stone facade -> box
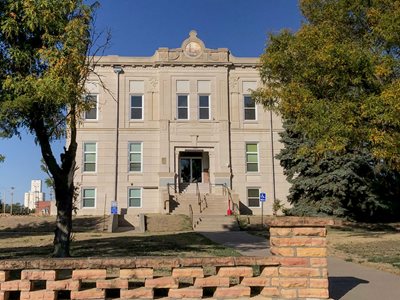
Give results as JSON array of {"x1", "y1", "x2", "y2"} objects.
[{"x1": 74, "y1": 31, "x2": 290, "y2": 216}]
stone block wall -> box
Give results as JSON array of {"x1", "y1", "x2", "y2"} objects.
[
  {"x1": 268, "y1": 217, "x2": 333, "y2": 299},
  {"x1": 0, "y1": 217, "x2": 332, "y2": 299}
]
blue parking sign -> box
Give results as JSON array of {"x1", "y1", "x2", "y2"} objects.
[
  {"x1": 111, "y1": 201, "x2": 118, "y2": 215},
  {"x1": 260, "y1": 192, "x2": 266, "y2": 202}
]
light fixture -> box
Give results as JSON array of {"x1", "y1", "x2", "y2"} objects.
[{"x1": 113, "y1": 65, "x2": 123, "y2": 74}]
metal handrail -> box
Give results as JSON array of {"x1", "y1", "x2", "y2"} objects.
[
  {"x1": 188, "y1": 204, "x2": 194, "y2": 229},
  {"x1": 195, "y1": 182, "x2": 203, "y2": 213},
  {"x1": 222, "y1": 184, "x2": 238, "y2": 216},
  {"x1": 203, "y1": 183, "x2": 238, "y2": 216},
  {"x1": 164, "y1": 183, "x2": 179, "y2": 211}
]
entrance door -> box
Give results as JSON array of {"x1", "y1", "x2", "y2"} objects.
[{"x1": 180, "y1": 158, "x2": 202, "y2": 183}]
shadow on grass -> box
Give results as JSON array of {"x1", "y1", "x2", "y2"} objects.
[
  {"x1": 0, "y1": 216, "x2": 108, "y2": 238},
  {"x1": 0, "y1": 232, "x2": 240, "y2": 259}
]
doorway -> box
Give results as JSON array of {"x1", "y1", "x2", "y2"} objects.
[{"x1": 180, "y1": 157, "x2": 202, "y2": 183}]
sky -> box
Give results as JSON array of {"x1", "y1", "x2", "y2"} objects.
[{"x1": 0, "y1": 0, "x2": 302, "y2": 204}]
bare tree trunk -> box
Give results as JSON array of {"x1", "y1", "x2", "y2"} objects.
[
  {"x1": 33, "y1": 107, "x2": 77, "y2": 258},
  {"x1": 53, "y1": 179, "x2": 74, "y2": 257}
]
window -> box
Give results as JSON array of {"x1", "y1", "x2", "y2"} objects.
[
  {"x1": 130, "y1": 95, "x2": 143, "y2": 120},
  {"x1": 128, "y1": 188, "x2": 142, "y2": 207},
  {"x1": 129, "y1": 142, "x2": 142, "y2": 172},
  {"x1": 83, "y1": 142, "x2": 96, "y2": 172},
  {"x1": 246, "y1": 143, "x2": 259, "y2": 172},
  {"x1": 199, "y1": 95, "x2": 210, "y2": 120},
  {"x1": 177, "y1": 95, "x2": 189, "y2": 119},
  {"x1": 82, "y1": 188, "x2": 96, "y2": 208},
  {"x1": 244, "y1": 95, "x2": 256, "y2": 120},
  {"x1": 84, "y1": 94, "x2": 98, "y2": 120},
  {"x1": 247, "y1": 188, "x2": 260, "y2": 207}
]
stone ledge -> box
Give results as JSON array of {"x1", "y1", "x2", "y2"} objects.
[
  {"x1": 0, "y1": 256, "x2": 279, "y2": 270},
  {"x1": 268, "y1": 217, "x2": 334, "y2": 227}
]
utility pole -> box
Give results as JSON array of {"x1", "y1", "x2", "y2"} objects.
[
  {"x1": 10, "y1": 187, "x2": 14, "y2": 216},
  {"x1": 3, "y1": 192, "x2": 6, "y2": 216}
]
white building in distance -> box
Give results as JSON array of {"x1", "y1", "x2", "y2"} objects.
[
  {"x1": 24, "y1": 180, "x2": 45, "y2": 210},
  {"x1": 74, "y1": 31, "x2": 290, "y2": 217}
]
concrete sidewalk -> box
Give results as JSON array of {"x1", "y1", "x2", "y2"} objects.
[{"x1": 199, "y1": 231, "x2": 400, "y2": 300}]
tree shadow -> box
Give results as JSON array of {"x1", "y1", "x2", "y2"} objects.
[
  {"x1": 0, "y1": 232, "x2": 238, "y2": 259},
  {"x1": 329, "y1": 276, "x2": 369, "y2": 300},
  {"x1": 0, "y1": 216, "x2": 108, "y2": 239}
]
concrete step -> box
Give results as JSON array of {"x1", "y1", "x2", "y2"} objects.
[
  {"x1": 193, "y1": 215, "x2": 239, "y2": 232},
  {"x1": 180, "y1": 183, "x2": 210, "y2": 194}
]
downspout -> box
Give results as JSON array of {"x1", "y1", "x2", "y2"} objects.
[
  {"x1": 113, "y1": 66, "x2": 123, "y2": 205},
  {"x1": 227, "y1": 65, "x2": 233, "y2": 190},
  {"x1": 270, "y1": 109, "x2": 277, "y2": 205}
]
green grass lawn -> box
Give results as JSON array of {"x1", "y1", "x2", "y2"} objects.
[{"x1": 0, "y1": 231, "x2": 240, "y2": 259}]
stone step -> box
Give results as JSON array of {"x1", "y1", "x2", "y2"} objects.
[{"x1": 193, "y1": 215, "x2": 239, "y2": 232}]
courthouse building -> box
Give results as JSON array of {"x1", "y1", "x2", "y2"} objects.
[{"x1": 75, "y1": 31, "x2": 290, "y2": 216}]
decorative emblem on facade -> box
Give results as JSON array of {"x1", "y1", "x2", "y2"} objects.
[
  {"x1": 229, "y1": 76, "x2": 239, "y2": 93},
  {"x1": 185, "y1": 41, "x2": 202, "y2": 58},
  {"x1": 182, "y1": 30, "x2": 205, "y2": 59},
  {"x1": 149, "y1": 78, "x2": 159, "y2": 92}
]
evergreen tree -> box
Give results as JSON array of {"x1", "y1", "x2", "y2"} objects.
[{"x1": 278, "y1": 120, "x2": 400, "y2": 221}]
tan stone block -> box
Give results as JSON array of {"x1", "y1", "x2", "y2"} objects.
[
  {"x1": 277, "y1": 257, "x2": 309, "y2": 267},
  {"x1": 310, "y1": 237, "x2": 327, "y2": 246},
  {"x1": 21, "y1": 270, "x2": 56, "y2": 281},
  {"x1": 292, "y1": 227, "x2": 327, "y2": 237},
  {"x1": 261, "y1": 287, "x2": 280, "y2": 297},
  {"x1": 120, "y1": 287, "x2": 153, "y2": 299},
  {"x1": 194, "y1": 276, "x2": 229, "y2": 287},
  {"x1": 1, "y1": 280, "x2": 31, "y2": 291},
  {"x1": 72, "y1": 269, "x2": 106, "y2": 280},
  {"x1": 0, "y1": 290, "x2": 7, "y2": 300},
  {"x1": 217, "y1": 266, "x2": 253, "y2": 277},
  {"x1": 322, "y1": 267, "x2": 328, "y2": 278},
  {"x1": 96, "y1": 278, "x2": 128, "y2": 289},
  {"x1": 260, "y1": 266, "x2": 279, "y2": 277},
  {"x1": 145, "y1": 277, "x2": 178, "y2": 288},
  {"x1": 269, "y1": 227, "x2": 292, "y2": 237},
  {"x1": 168, "y1": 287, "x2": 203, "y2": 298},
  {"x1": 240, "y1": 276, "x2": 270, "y2": 286},
  {"x1": 270, "y1": 247, "x2": 295, "y2": 257},
  {"x1": 214, "y1": 286, "x2": 251, "y2": 298},
  {"x1": 271, "y1": 237, "x2": 312, "y2": 247},
  {"x1": 46, "y1": 279, "x2": 80, "y2": 291},
  {"x1": 277, "y1": 277, "x2": 308, "y2": 288},
  {"x1": 271, "y1": 277, "x2": 279, "y2": 286},
  {"x1": 298, "y1": 288, "x2": 329, "y2": 299},
  {"x1": 0, "y1": 272, "x2": 9, "y2": 282},
  {"x1": 296, "y1": 247, "x2": 327, "y2": 257},
  {"x1": 172, "y1": 267, "x2": 204, "y2": 278},
  {"x1": 310, "y1": 258, "x2": 328, "y2": 267},
  {"x1": 279, "y1": 267, "x2": 320, "y2": 277},
  {"x1": 20, "y1": 290, "x2": 56, "y2": 300},
  {"x1": 120, "y1": 268, "x2": 153, "y2": 279},
  {"x1": 71, "y1": 288, "x2": 106, "y2": 299},
  {"x1": 280, "y1": 288, "x2": 297, "y2": 299},
  {"x1": 310, "y1": 278, "x2": 329, "y2": 288}
]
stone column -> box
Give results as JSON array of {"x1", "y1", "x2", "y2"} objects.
[{"x1": 268, "y1": 217, "x2": 334, "y2": 299}]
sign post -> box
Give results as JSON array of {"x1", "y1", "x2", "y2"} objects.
[
  {"x1": 111, "y1": 201, "x2": 118, "y2": 215},
  {"x1": 260, "y1": 192, "x2": 266, "y2": 227}
]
